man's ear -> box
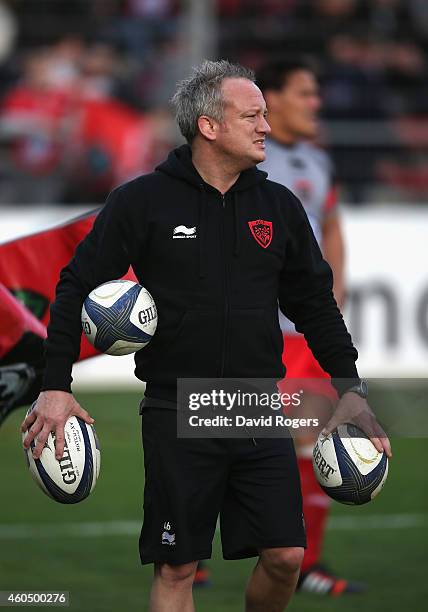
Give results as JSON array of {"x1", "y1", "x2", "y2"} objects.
[{"x1": 197, "y1": 115, "x2": 217, "y2": 141}]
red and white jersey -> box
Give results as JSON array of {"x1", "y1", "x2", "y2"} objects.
[{"x1": 259, "y1": 138, "x2": 338, "y2": 334}]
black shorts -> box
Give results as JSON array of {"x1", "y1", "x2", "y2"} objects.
[{"x1": 139, "y1": 407, "x2": 306, "y2": 566}]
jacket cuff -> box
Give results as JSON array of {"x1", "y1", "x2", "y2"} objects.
[
  {"x1": 331, "y1": 376, "x2": 361, "y2": 397},
  {"x1": 328, "y1": 359, "x2": 360, "y2": 397},
  {"x1": 41, "y1": 356, "x2": 73, "y2": 393}
]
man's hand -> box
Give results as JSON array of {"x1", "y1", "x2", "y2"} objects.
[
  {"x1": 21, "y1": 390, "x2": 94, "y2": 461},
  {"x1": 322, "y1": 392, "x2": 392, "y2": 458}
]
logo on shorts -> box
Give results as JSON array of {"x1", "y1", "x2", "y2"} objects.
[
  {"x1": 248, "y1": 220, "x2": 273, "y2": 248},
  {"x1": 173, "y1": 225, "x2": 197, "y2": 239},
  {"x1": 162, "y1": 521, "x2": 176, "y2": 546}
]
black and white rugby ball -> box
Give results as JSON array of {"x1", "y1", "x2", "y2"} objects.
[
  {"x1": 23, "y1": 405, "x2": 100, "y2": 504},
  {"x1": 82, "y1": 279, "x2": 157, "y2": 356},
  {"x1": 313, "y1": 424, "x2": 388, "y2": 505}
]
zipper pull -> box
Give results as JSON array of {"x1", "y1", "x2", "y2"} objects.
[{"x1": 221, "y1": 194, "x2": 226, "y2": 208}]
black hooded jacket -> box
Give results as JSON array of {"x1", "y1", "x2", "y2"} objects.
[{"x1": 42, "y1": 145, "x2": 358, "y2": 400}]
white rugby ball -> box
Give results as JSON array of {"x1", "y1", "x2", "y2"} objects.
[
  {"x1": 23, "y1": 405, "x2": 100, "y2": 504},
  {"x1": 312, "y1": 423, "x2": 388, "y2": 505},
  {"x1": 82, "y1": 279, "x2": 157, "y2": 355}
]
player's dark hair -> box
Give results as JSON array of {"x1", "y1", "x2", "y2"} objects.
[{"x1": 256, "y1": 57, "x2": 316, "y2": 94}]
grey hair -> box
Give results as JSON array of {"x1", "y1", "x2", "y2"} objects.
[{"x1": 171, "y1": 59, "x2": 255, "y2": 143}]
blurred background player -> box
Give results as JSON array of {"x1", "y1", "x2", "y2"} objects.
[{"x1": 257, "y1": 57, "x2": 365, "y2": 596}]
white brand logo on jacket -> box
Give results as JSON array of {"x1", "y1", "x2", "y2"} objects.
[{"x1": 172, "y1": 225, "x2": 197, "y2": 239}]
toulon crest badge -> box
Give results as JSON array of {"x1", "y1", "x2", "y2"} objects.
[{"x1": 248, "y1": 220, "x2": 273, "y2": 248}]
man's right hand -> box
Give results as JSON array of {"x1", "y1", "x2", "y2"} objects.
[{"x1": 21, "y1": 390, "x2": 95, "y2": 461}]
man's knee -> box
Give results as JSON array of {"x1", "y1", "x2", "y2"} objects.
[
  {"x1": 154, "y1": 561, "x2": 198, "y2": 587},
  {"x1": 260, "y1": 547, "x2": 304, "y2": 581}
]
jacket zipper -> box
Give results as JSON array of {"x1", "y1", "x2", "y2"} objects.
[
  {"x1": 220, "y1": 193, "x2": 256, "y2": 447},
  {"x1": 219, "y1": 193, "x2": 229, "y2": 377}
]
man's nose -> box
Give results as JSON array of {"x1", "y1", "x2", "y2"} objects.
[
  {"x1": 312, "y1": 95, "x2": 322, "y2": 112},
  {"x1": 258, "y1": 116, "x2": 271, "y2": 134}
]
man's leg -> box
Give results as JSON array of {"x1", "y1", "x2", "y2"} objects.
[
  {"x1": 150, "y1": 561, "x2": 198, "y2": 612},
  {"x1": 245, "y1": 547, "x2": 304, "y2": 612},
  {"x1": 140, "y1": 408, "x2": 228, "y2": 609},
  {"x1": 221, "y1": 437, "x2": 305, "y2": 612}
]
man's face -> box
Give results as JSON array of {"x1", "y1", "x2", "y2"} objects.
[
  {"x1": 268, "y1": 70, "x2": 321, "y2": 141},
  {"x1": 214, "y1": 78, "x2": 271, "y2": 168}
]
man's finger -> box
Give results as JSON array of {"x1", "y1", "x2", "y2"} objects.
[
  {"x1": 20, "y1": 410, "x2": 37, "y2": 433},
  {"x1": 54, "y1": 426, "x2": 66, "y2": 461},
  {"x1": 23, "y1": 419, "x2": 44, "y2": 449},
  {"x1": 20, "y1": 401, "x2": 38, "y2": 432},
  {"x1": 370, "y1": 420, "x2": 392, "y2": 458},
  {"x1": 75, "y1": 406, "x2": 95, "y2": 425},
  {"x1": 321, "y1": 417, "x2": 338, "y2": 437},
  {"x1": 368, "y1": 436, "x2": 384, "y2": 455},
  {"x1": 379, "y1": 435, "x2": 392, "y2": 458},
  {"x1": 32, "y1": 423, "x2": 52, "y2": 460},
  {"x1": 367, "y1": 420, "x2": 392, "y2": 458}
]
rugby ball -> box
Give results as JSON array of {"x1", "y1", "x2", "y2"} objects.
[
  {"x1": 23, "y1": 405, "x2": 100, "y2": 504},
  {"x1": 312, "y1": 424, "x2": 388, "y2": 505},
  {"x1": 81, "y1": 279, "x2": 157, "y2": 355}
]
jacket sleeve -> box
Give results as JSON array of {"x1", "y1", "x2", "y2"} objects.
[
  {"x1": 279, "y1": 193, "x2": 359, "y2": 393},
  {"x1": 42, "y1": 185, "x2": 142, "y2": 392}
]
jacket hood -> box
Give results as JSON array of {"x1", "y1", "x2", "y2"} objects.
[
  {"x1": 156, "y1": 144, "x2": 269, "y2": 280},
  {"x1": 156, "y1": 144, "x2": 268, "y2": 193}
]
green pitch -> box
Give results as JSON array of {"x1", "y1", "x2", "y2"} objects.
[{"x1": 1, "y1": 390, "x2": 427, "y2": 611}]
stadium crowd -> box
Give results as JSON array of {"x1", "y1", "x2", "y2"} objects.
[{"x1": 0, "y1": 0, "x2": 427, "y2": 204}]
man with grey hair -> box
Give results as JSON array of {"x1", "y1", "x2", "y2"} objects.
[{"x1": 23, "y1": 60, "x2": 390, "y2": 611}]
